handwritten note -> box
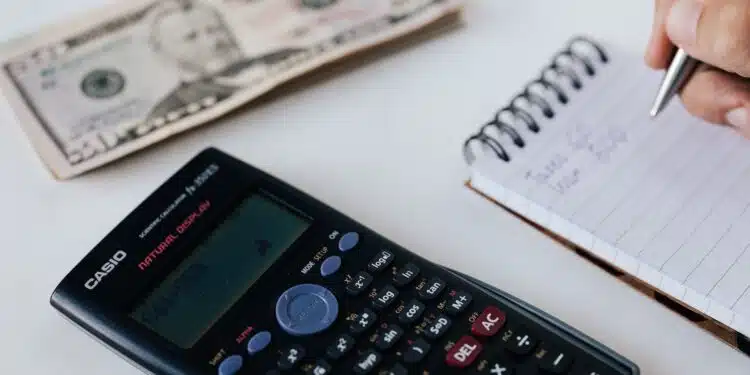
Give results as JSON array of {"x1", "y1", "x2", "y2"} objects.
[{"x1": 473, "y1": 52, "x2": 750, "y2": 336}]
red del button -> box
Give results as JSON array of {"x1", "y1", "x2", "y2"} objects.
[
  {"x1": 471, "y1": 306, "x2": 506, "y2": 337},
  {"x1": 446, "y1": 335, "x2": 482, "y2": 368}
]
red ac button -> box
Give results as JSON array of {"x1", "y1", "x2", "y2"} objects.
[{"x1": 471, "y1": 306, "x2": 506, "y2": 337}]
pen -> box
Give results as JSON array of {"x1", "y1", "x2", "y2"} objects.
[{"x1": 650, "y1": 48, "x2": 700, "y2": 117}]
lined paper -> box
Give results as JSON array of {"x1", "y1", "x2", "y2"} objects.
[{"x1": 470, "y1": 44, "x2": 750, "y2": 337}]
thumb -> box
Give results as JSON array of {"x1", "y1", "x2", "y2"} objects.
[{"x1": 666, "y1": 0, "x2": 750, "y2": 78}]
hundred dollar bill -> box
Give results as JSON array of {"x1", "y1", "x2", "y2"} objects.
[{"x1": 0, "y1": 0, "x2": 465, "y2": 179}]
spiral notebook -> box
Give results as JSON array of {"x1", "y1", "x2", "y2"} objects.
[{"x1": 463, "y1": 36, "x2": 750, "y2": 356}]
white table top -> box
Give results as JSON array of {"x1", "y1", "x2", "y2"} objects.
[{"x1": 1, "y1": 0, "x2": 749, "y2": 374}]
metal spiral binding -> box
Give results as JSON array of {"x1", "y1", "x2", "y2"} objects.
[{"x1": 463, "y1": 36, "x2": 609, "y2": 165}]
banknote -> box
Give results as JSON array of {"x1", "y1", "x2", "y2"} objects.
[{"x1": 0, "y1": 0, "x2": 465, "y2": 179}]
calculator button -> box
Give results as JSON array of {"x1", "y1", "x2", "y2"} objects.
[
  {"x1": 398, "y1": 299, "x2": 425, "y2": 325},
  {"x1": 403, "y1": 338, "x2": 431, "y2": 363},
  {"x1": 246, "y1": 331, "x2": 271, "y2": 354},
  {"x1": 368, "y1": 250, "x2": 394, "y2": 273},
  {"x1": 276, "y1": 284, "x2": 338, "y2": 336},
  {"x1": 471, "y1": 306, "x2": 506, "y2": 337},
  {"x1": 538, "y1": 349, "x2": 573, "y2": 374},
  {"x1": 570, "y1": 370, "x2": 610, "y2": 375},
  {"x1": 375, "y1": 324, "x2": 404, "y2": 350},
  {"x1": 320, "y1": 256, "x2": 341, "y2": 277},
  {"x1": 338, "y1": 232, "x2": 359, "y2": 252},
  {"x1": 347, "y1": 271, "x2": 373, "y2": 296},
  {"x1": 452, "y1": 336, "x2": 482, "y2": 368},
  {"x1": 353, "y1": 349, "x2": 382, "y2": 374},
  {"x1": 446, "y1": 335, "x2": 483, "y2": 368},
  {"x1": 424, "y1": 314, "x2": 452, "y2": 340},
  {"x1": 505, "y1": 328, "x2": 537, "y2": 356},
  {"x1": 373, "y1": 284, "x2": 399, "y2": 310},
  {"x1": 278, "y1": 345, "x2": 305, "y2": 370},
  {"x1": 217, "y1": 355, "x2": 242, "y2": 375},
  {"x1": 445, "y1": 290, "x2": 472, "y2": 315},
  {"x1": 476, "y1": 357, "x2": 515, "y2": 375},
  {"x1": 306, "y1": 360, "x2": 332, "y2": 375},
  {"x1": 350, "y1": 308, "x2": 378, "y2": 334},
  {"x1": 326, "y1": 334, "x2": 356, "y2": 359},
  {"x1": 393, "y1": 263, "x2": 420, "y2": 286},
  {"x1": 418, "y1": 277, "x2": 446, "y2": 300},
  {"x1": 385, "y1": 363, "x2": 408, "y2": 375}
]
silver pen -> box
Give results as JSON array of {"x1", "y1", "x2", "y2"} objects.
[{"x1": 650, "y1": 48, "x2": 700, "y2": 117}]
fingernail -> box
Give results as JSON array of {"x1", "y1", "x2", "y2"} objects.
[
  {"x1": 726, "y1": 108, "x2": 750, "y2": 130},
  {"x1": 667, "y1": 0, "x2": 704, "y2": 46}
]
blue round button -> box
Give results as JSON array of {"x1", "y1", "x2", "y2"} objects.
[
  {"x1": 320, "y1": 256, "x2": 342, "y2": 277},
  {"x1": 217, "y1": 355, "x2": 242, "y2": 375},
  {"x1": 276, "y1": 284, "x2": 338, "y2": 336},
  {"x1": 246, "y1": 331, "x2": 271, "y2": 355},
  {"x1": 338, "y1": 232, "x2": 359, "y2": 252}
]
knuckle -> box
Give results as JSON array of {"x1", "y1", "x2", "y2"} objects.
[
  {"x1": 678, "y1": 75, "x2": 724, "y2": 123},
  {"x1": 711, "y1": 6, "x2": 750, "y2": 72}
]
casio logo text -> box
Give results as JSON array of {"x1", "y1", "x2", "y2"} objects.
[{"x1": 85, "y1": 250, "x2": 127, "y2": 290}]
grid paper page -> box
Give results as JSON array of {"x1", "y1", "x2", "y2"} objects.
[{"x1": 470, "y1": 43, "x2": 750, "y2": 338}]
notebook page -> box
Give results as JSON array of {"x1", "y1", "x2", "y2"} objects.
[{"x1": 469, "y1": 45, "x2": 750, "y2": 337}]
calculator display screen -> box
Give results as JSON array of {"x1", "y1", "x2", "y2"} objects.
[{"x1": 130, "y1": 192, "x2": 311, "y2": 349}]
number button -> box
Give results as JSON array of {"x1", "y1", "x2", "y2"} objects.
[
  {"x1": 277, "y1": 345, "x2": 305, "y2": 370},
  {"x1": 306, "y1": 360, "x2": 331, "y2": 375},
  {"x1": 353, "y1": 349, "x2": 382, "y2": 374},
  {"x1": 398, "y1": 299, "x2": 425, "y2": 325},
  {"x1": 393, "y1": 263, "x2": 420, "y2": 287},
  {"x1": 372, "y1": 285, "x2": 399, "y2": 310},
  {"x1": 423, "y1": 314, "x2": 452, "y2": 340},
  {"x1": 326, "y1": 334, "x2": 355, "y2": 360},
  {"x1": 350, "y1": 308, "x2": 378, "y2": 334},
  {"x1": 346, "y1": 271, "x2": 373, "y2": 296},
  {"x1": 375, "y1": 324, "x2": 404, "y2": 350},
  {"x1": 367, "y1": 250, "x2": 394, "y2": 273},
  {"x1": 445, "y1": 290, "x2": 472, "y2": 315},
  {"x1": 445, "y1": 335, "x2": 482, "y2": 368},
  {"x1": 403, "y1": 338, "x2": 431, "y2": 363},
  {"x1": 418, "y1": 277, "x2": 446, "y2": 300}
]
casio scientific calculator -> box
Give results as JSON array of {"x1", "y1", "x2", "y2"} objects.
[{"x1": 50, "y1": 148, "x2": 640, "y2": 375}]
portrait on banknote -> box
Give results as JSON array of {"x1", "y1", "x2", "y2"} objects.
[
  {"x1": 0, "y1": 0, "x2": 463, "y2": 178},
  {"x1": 144, "y1": 0, "x2": 311, "y2": 124}
]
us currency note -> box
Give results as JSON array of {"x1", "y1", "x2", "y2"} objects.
[{"x1": 0, "y1": 0, "x2": 464, "y2": 179}]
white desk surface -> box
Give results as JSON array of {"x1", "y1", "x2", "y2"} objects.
[{"x1": 1, "y1": 0, "x2": 749, "y2": 374}]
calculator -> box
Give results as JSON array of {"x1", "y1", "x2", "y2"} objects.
[{"x1": 50, "y1": 147, "x2": 640, "y2": 375}]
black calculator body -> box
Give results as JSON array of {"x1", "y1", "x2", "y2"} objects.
[{"x1": 50, "y1": 148, "x2": 640, "y2": 375}]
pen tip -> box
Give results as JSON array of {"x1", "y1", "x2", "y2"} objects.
[{"x1": 650, "y1": 101, "x2": 663, "y2": 118}]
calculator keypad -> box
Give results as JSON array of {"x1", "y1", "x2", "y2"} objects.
[
  {"x1": 219, "y1": 230, "x2": 631, "y2": 375},
  {"x1": 326, "y1": 334, "x2": 355, "y2": 360},
  {"x1": 350, "y1": 308, "x2": 377, "y2": 334},
  {"x1": 346, "y1": 271, "x2": 373, "y2": 296},
  {"x1": 398, "y1": 299, "x2": 425, "y2": 325}
]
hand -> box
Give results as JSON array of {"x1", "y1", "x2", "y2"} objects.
[{"x1": 645, "y1": 0, "x2": 750, "y2": 138}]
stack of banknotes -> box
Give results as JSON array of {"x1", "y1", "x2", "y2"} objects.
[{"x1": 0, "y1": 0, "x2": 465, "y2": 179}]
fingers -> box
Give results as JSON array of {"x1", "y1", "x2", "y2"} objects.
[
  {"x1": 666, "y1": 0, "x2": 750, "y2": 78},
  {"x1": 645, "y1": 0, "x2": 677, "y2": 69},
  {"x1": 678, "y1": 63, "x2": 750, "y2": 138}
]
